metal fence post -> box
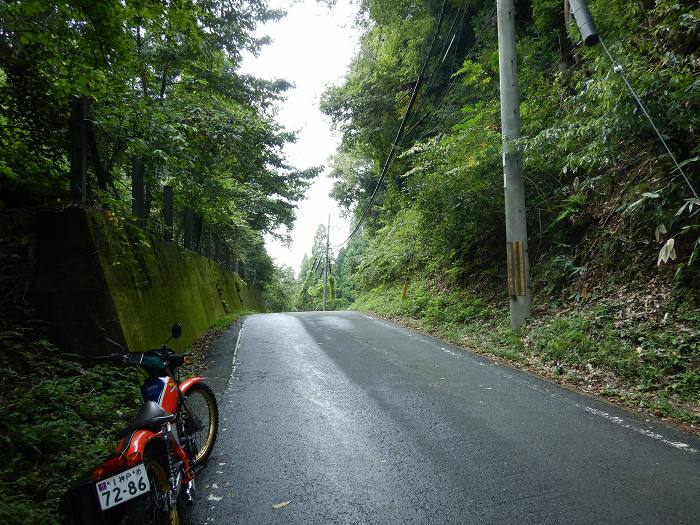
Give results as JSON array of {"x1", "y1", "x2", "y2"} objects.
[
  {"x1": 131, "y1": 157, "x2": 145, "y2": 228},
  {"x1": 69, "y1": 96, "x2": 88, "y2": 203}
]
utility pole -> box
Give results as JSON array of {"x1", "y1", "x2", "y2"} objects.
[
  {"x1": 497, "y1": 0, "x2": 531, "y2": 329},
  {"x1": 322, "y1": 214, "x2": 330, "y2": 311}
]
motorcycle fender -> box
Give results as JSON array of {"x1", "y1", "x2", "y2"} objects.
[
  {"x1": 123, "y1": 429, "x2": 160, "y2": 467},
  {"x1": 179, "y1": 376, "x2": 205, "y2": 395},
  {"x1": 123, "y1": 429, "x2": 193, "y2": 481}
]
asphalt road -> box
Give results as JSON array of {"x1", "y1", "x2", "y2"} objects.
[{"x1": 191, "y1": 311, "x2": 700, "y2": 524}]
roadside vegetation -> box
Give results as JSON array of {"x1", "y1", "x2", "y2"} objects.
[{"x1": 0, "y1": 296, "x2": 242, "y2": 524}]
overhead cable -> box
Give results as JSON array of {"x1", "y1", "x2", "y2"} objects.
[
  {"x1": 310, "y1": 257, "x2": 319, "y2": 274},
  {"x1": 403, "y1": 0, "x2": 470, "y2": 136},
  {"x1": 333, "y1": 0, "x2": 449, "y2": 248},
  {"x1": 598, "y1": 35, "x2": 698, "y2": 200},
  {"x1": 410, "y1": 5, "x2": 497, "y2": 141}
]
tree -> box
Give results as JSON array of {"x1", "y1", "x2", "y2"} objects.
[{"x1": 0, "y1": 0, "x2": 318, "y2": 269}]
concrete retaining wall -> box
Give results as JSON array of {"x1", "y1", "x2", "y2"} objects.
[{"x1": 34, "y1": 208, "x2": 262, "y2": 355}]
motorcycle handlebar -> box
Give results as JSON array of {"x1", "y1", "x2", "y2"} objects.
[{"x1": 95, "y1": 347, "x2": 188, "y2": 369}]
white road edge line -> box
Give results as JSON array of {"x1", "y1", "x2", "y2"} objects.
[
  {"x1": 580, "y1": 405, "x2": 698, "y2": 454},
  {"x1": 232, "y1": 323, "x2": 245, "y2": 374}
]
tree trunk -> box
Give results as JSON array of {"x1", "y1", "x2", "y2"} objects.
[
  {"x1": 193, "y1": 212, "x2": 203, "y2": 253},
  {"x1": 183, "y1": 207, "x2": 194, "y2": 250}
]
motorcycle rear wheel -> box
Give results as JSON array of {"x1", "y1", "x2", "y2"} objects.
[{"x1": 124, "y1": 448, "x2": 184, "y2": 525}]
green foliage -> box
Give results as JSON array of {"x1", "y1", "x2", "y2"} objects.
[
  {"x1": 295, "y1": 224, "x2": 339, "y2": 311},
  {"x1": 0, "y1": 335, "x2": 141, "y2": 524},
  {"x1": 527, "y1": 312, "x2": 699, "y2": 402},
  {"x1": 324, "y1": 0, "x2": 700, "y2": 301},
  {"x1": 0, "y1": 0, "x2": 316, "y2": 272},
  {"x1": 354, "y1": 279, "x2": 493, "y2": 326},
  {"x1": 261, "y1": 265, "x2": 296, "y2": 312},
  {"x1": 208, "y1": 312, "x2": 248, "y2": 334}
]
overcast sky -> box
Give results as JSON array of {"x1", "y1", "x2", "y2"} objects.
[{"x1": 240, "y1": 0, "x2": 359, "y2": 275}]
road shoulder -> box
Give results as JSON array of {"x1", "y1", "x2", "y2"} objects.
[{"x1": 356, "y1": 308, "x2": 700, "y2": 439}]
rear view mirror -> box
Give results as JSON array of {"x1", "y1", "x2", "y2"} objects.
[{"x1": 171, "y1": 323, "x2": 182, "y2": 340}]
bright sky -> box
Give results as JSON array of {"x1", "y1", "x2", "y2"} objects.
[{"x1": 240, "y1": 0, "x2": 358, "y2": 275}]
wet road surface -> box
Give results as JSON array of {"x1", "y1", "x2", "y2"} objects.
[{"x1": 191, "y1": 311, "x2": 700, "y2": 524}]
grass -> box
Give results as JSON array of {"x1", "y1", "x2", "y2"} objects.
[
  {"x1": 351, "y1": 279, "x2": 700, "y2": 430},
  {"x1": 208, "y1": 311, "x2": 253, "y2": 334}
]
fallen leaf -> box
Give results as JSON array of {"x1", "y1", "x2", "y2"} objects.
[{"x1": 272, "y1": 501, "x2": 291, "y2": 510}]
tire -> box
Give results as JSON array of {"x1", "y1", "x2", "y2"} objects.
[
  {"x1": 182, "y1": 382, "x2": 219, "y2": 467},
  {"x1": 124, "y1": 447, "x2": 183, "y2": 525}
]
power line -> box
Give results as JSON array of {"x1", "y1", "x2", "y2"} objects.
[
  {"x1": 598, "y1": 35, "x2": 699, "y2": 200},
  {"x1": 410, "y1": 5, "x2": 497, "y2": 141},
  {"x1": 333, "y1": 0, "x2": 449, "y2": 249},
  {"x1": 397, "y1": 1, "x2": 466, "y2": 115},
  {"x1": 404, "y1": 0, "x2": 471, "y2": 137}
]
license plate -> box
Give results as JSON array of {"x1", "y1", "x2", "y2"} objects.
[{"x1": 95, "y1": 464, "x2": 150, "y2": 510}]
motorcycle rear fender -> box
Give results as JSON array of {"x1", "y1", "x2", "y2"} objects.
[
  {"x1": 121, "y1": 426, "x2": 193, "y2": 483},
  {"x1": 178, "y1": 376, "x2": 205, "y2": 395},
  {"x1": 122, "y1": 429, "x2": 160, "y2": 467}
]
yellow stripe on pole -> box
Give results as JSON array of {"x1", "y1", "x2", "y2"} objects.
[{"x1": 506, "y1": 241, "x2": 526, "y2": 296}]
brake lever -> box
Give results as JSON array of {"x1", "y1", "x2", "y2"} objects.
[{"x1": 94, "y1": 353, "x2": 121, "y2": 362}]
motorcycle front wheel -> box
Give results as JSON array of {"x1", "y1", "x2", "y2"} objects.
[{"x1": 182, "y1": 381, "x2": 219, "y2": 466}]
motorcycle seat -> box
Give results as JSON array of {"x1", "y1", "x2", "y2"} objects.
[{"x1": 117, "y1": 401, "x2": 176, "y2": 439}]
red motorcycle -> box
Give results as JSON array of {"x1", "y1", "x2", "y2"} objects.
[{"x1": 61, "y1": 323, "x2": 219, "y2": 524}]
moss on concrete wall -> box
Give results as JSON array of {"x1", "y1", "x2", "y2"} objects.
[{"x1": 35, "y1": 208, "x2": 262, "y2": 355}]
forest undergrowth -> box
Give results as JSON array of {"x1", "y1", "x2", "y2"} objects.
[{"x1": 0, "y1": 310, "x2": 238, "y2": 524}]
